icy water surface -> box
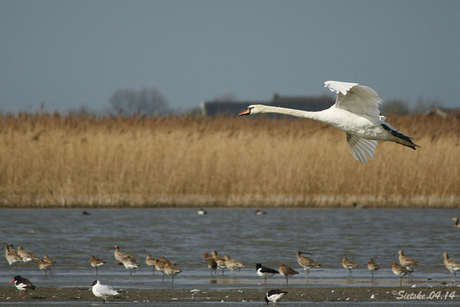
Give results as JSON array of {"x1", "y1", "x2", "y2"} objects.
[{"x1": 1, "y1": 208, "x2": 459, "y2": 292}]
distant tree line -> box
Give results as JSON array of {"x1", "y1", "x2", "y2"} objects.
[
  {"x1": 108, "y1": 87, "x2": 169, "y2": 116},
  {"x1": 66, "y1": 88, "x2": 445, "y2": 117}
]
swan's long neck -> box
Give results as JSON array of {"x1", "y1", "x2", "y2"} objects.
[{"x1": 257, "y1": 105, "x2": 323, "y2": 121}]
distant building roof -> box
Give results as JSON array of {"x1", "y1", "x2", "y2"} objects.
[{"x1": 200, "y1": 94, "x2": 335, "y2": 117}]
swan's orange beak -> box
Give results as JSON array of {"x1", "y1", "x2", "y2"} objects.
[{"x1": 239, "y1": 109, "x2": 251, "y2": 116}]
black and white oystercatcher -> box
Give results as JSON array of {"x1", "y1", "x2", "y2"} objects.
[{"x1": 9, "y1": 275, "x2": 35, "y2": 298}]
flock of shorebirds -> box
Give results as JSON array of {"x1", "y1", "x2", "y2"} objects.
[
  {"x1": 6, "y1": 243, "x2": 460, "y2": 303},
  {"x1": 6, "y1": 216, "x2": 460, "y2": 303}
]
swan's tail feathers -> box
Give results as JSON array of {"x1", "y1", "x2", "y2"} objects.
[
  {"x1": 346, "y1": 134, "x2": 377, "y2": 163},
  {"x1": 381, "y1": 124, "x2": 420, "y2": 150}
]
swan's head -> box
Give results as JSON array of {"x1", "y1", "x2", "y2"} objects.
[{"x1": 239, "y1": 104, "x2": 265, "y2": 116}]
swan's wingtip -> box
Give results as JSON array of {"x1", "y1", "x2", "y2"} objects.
[{"x1": 324, "y1": 81, "x2": 359, "y2": 95}]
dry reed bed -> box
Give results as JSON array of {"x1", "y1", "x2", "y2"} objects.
[{"x1": 0, "y1": 113, "x2": 458, "y2": 208}]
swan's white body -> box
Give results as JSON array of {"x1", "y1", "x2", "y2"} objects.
[
  {"x1": 91, "y1": 280, "x2": 118, "y2": 302},
  {"x1": 239, "y1": 81, "x2": 418, "y2": 163}
]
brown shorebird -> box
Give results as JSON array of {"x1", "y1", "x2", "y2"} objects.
[
  {"x1": 9, "y1": 276, "x2": 35, "y2": 298},
  {"x1": 211, "y1": 250, "x2": 227, "y2": 275},
  {"x1": 452, "y1": 217, "x2": 460, "y2": 227},
  {"x1": 38, "y1": 259, "x2": 53, "y2": 276},
  {"x1": 342, "y1": 257, "x2": 359, "y2": 277},
  {"x1": 443, "y1": 253, "x2": 460, "y2": 283},
  {"x1": 398, "y1": 250, "x2": 423, "y2": 274},
  {"x1": 163, "y1": 262, "x2": 181, "y2": 286},
  {"x1": 17, "y1": 246, "x2": 39, "y2": 263},
  {"x1": 154, "y1": 258, "x2": 166, "y2": 280},
  {"x1": 367, "y1": 259, "x2": 380, "y2": 279},
  {"x1": 297, "y1": 251, "x2": 321, "y2": 281},
  {"x1": 224, "y1": 255, "x2": 245, "y2": 277},
  {"x1": 109, "y1": 245, "x2": 136, "y2": 262},
  {"x1": 159, "y1": 256, "x2": 173, "y2": 265},
  {"x1": 154, "y1": 257, "x2": 174, "y2": 281},
  {"x1": 201, "y1": 252, "x2": 214, "y2": 262},
  {"x1": 90, "y1": 256, "x2": 106, "y2": 275},
  {"x1": 279, "y1": 263, "x2": 299, "y2": 285},
  {"x1": 392, "y1": 262, "x2": 410, "y2": 286},
  {"x1": 4, "y1": 245, "x2": 22, "y2": 266},
  {"x1": 43, "y1": 255, "x2": 56, "y2": 264},
  {"x1": 207, "y1": 259, "x2": 218, "y2": 276},
  {"x1": 118, "y1": 257, "x2": 139, "y2": 275},
  {"x1": 146, "y1": 255, "x2": 156, "y2": 275},
  {"x1": 202, "y1": 252, "x2": 217, "y2": 275}
]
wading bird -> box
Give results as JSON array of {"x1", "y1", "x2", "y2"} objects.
[
  {"x1": 239, "y1": 81, "x2": 419, "y2": 163},
  {"x1": 256, "y1": 263, "x2": 279, "y2": 284},
  {"x1": 224, "y1": 255, "x2": 245, "y2": 277},
  {"x1": 38, "y1": 259, "x2": 53, "y2": 276},
  {"x1": 90, "y1": 256, "x2": 106, "y2": 275},
  {"x1": 398, "y1": 250, "x2": 423, "y2": 274},
  {"x1": 442, "y1": 253, "x2": 460, "y2": 283},
  {"x1": 392, "y1": 262, "x2": 410, "y2": 286},
  {"x1": 9, "y1": 276, "x2": 35, "y2": 298},
  {"x1": 278, "y1": 264, "x2": 299, "y2": 285},
  {"x1": 109, "y1": 245, "x2": 136, "y2": 262},
  {"x1": 296, "y1": 251, "x2": 321, "y2": 282},
  {"x1": 118, "y1": 257, "x2": 139, "y2": 275},
  {"x1": 17, "y1": 246, "x2": 39, "y2": 263},
  {"x1": 163, "y1": 262, "x2": 181, "y2": 286},
  {"x1": 367, "y1": 259, "x2": 380, "y2": 279},
  {"x1": 342, "y1": 257, "x2": 359, "y2": 277},
  {"x1": 4, "y1": 245, "x2": 22, "y2": 266}
]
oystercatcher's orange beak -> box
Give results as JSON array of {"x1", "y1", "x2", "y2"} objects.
[
  {"x1": 239, "y1": 109, "x2": 251, "y2": 116},
  {"x1": 9, "y1": 279, "x2": 15, "y2": 284}
]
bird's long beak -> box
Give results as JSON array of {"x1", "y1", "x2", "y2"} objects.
[
  {"x1": 239, "y1": 109, "x2": 251, "y2": 116},
  {"x1": 9, "y1": 279, "x2": 15, "y2": 284}
]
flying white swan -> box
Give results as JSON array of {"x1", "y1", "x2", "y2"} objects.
[{"x1": 239, "y1": 81, "x2": 419, "y2": 163}]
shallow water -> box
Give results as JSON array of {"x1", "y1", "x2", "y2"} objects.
[{"x1": 1, "y1": 208, "x2": 459, "y2": 293}]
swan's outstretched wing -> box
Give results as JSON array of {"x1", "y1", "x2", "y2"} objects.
[
  {"x1": 325, "y1": 81, "x2": 382, "y2": 119},
  {"x1": 346, "y1": 133, "x2": 377, "y2": 163}
]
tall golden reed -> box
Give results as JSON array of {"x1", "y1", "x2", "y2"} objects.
[{"x1": 0, "y1": 113, "x2": 458, "y2": 207}]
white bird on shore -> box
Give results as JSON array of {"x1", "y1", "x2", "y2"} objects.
[
  {"x1": 90, "y1": 280, "x2": 118, "y2": 303},
  {"x1": 239, "y1": 81, "x2": 419, "y2": 163},
  {"x1": 265, "y1": 289, "x2": 288, "y2": 305}
]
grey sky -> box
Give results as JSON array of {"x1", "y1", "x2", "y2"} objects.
[{"x1": 1, "y1": 0, "x2": 459, "y2": 114}]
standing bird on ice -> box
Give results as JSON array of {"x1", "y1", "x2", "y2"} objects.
[
  {"x1": 265, "y1": 289, "x2": 288, "y2": 305},
  {"x1": 9, "y1": 276, "x2": 35, "y2": 298},
  {"x1": 90, "y1": 280, "x2": 118, "y2": 303},
  {"x1": 239, "y1": 81, "x2": 419, "y2": 163}
]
